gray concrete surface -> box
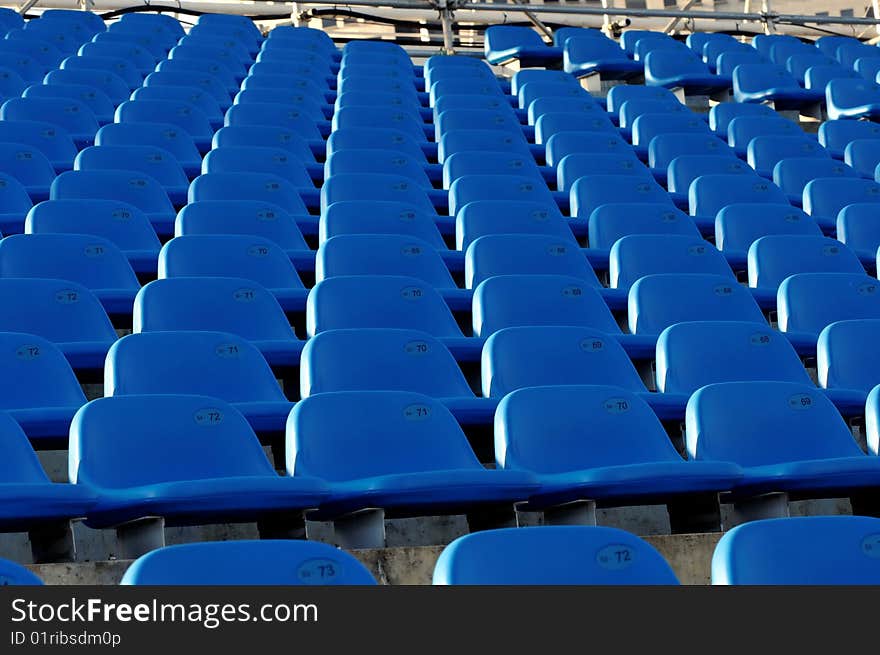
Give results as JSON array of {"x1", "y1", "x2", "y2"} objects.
[{"x1": 28, "y1": 532, "x2": 722, "y2": 586}]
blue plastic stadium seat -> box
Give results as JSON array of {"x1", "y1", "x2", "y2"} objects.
[
  {"x1": 1, "y1": 97, "x2": 98, "y2": 148},
  {"x1": 748, "y1": 235, "x2": 863, "y2": 291},
  {"x1": 778, "y1": 273, "x2": 880, "y2": 338},
  {"x1": 213, "y1": 125, "x2": 317, "y2": 165},
  {"x1": 287, "y1": 391, "x2": 537, "y2": 536},
  {"x1": 656, "y1": 321, "x2": 812, "y2": 395},
  {"x1": 77, "y1": 40, "x2": 156, "y2": 75},
  {"x1": 0, "y1": 172, "x2": 33, "y2": 234},
  {"x1": 455, "y1": 201, "x2": 573, "y2": 251},
  {"x1": 524, "y1": 92, "x2": 602, "y2": 125},
  {"x1": 557, "y1": 153, "x2": 650, "y2": 192},
  {"x1": 134, "y1": 277, "x2": 302, "y2": 369},
  {"x1": 0, "y1": 279, "x2": 116, "y2": 372},
  {"x1": 773, "y1": 158, "x2": 860, "y2": 208},
  {"x1": 79, "y1": 41, "x2": 155, "y2": 75},
  {"x1": 0, "y1": 333, "x2": 86, "y2": 444},
  {"x1": 337, "y1": 106, "x2": 426, "y2": 143},
  {"x1": 826, "y1": 78, "x2": 880, "y2": 119},
  {"x1": 806, "y1": 65, "x2": 859, "y2": 92},
  {"x1": 631, "y1": 112, "x2": 711, "y2": 154},
  {"x1": 648, "y1": 133, "x2": 735, "y2": 178},
  {"x1": 471, "y1": 274, "x2": 619, "y2": 340},
  {"x1": 570, "y1": 175, "x2": 673, "y2": 219},
  {"x1": 317, "y1": 234, "x2": 466, "y2": 309},
  {"x1": 484, "y1": 25, "x2": 562, "y2": 66},
  {"x1": 0, "y1": 409, "x2": 93, "y2": 545},
  {"x1": 837, "y1": 203, "x2": 880, "y2": 260},
  {"x1": 786, "y1": 52, "x2": 838, "y2": 83},
  {"x1": 844, "y1": 138, "x2": 880, "y2": 177},
  {"x1": 0, "y1": 46, "x2": 49, "y2": 85},
  {"x1": 190, "y1": 172, "x2": 309, "y2": 219},
  {"x1": 22, "y1": 83, "x2": 114, "y2": 126},
  {"x1": 746, "y1": 135, "x2": 830, "y2": 178},
  {"x1": 726, "y1": 116, "x2": 804, "y2": 158},
  {"x1": 105, "y1": 332, "x2": 292, "y2": 433},
  {"x1": 176, "y1": 200, "x2": 309, "y2": 259},
  {"x1": 306, "y1": 275, "x2": 478, "y2": 360},
  {"x1": 115, "y1": 100, "x2": 213, "y2": 152},
  {"x1": 0, "y1": 66, "x2": 26, "y2": 104},
  {"x1": 610, "y1": 234, "x2": 734, "y2": 291},
  {"x1": 803, "y1": 177, "x2": 880, "y2": 226},
  {"x1": 686, "y1": 381, "x2": 880, "y2": 499},
  {"x1": 644, "y1": 50, "x2": 729, "y2": 95},
  {"x1": 434, "y1": 525, "x2": 679, "y2": 585},
  {"x1": 131, "y1": 85, "x2": 223, "y2": 129},
  {"x1": 0, "y1": 234, "x2": 138, "y2": 316},
  {"x1": 71, "y1": 395, "x2": 326, "y2": 531},
  {"x1": 320, "y1": 200, "x2": 444, "y2": 250},
  {"x1": 243, "y1": 89, "x2": 325, "y2": 120},
  {"x1": 154, "y1": 58, "x2": 239, "y2": 95},
  {"x1": 708, "y1": 101, "x2": 778, "y2": 137},
  {"x1": 60, "y1": 55, "x2": 141, "y2": 91},
  {"x1": 301, "y1": 328, "x2": 495, "y2": 426},
  {"x1": 517, "y1": 81, "x2": 589, "y2": 114},
  {"x1": 482, "y1": 325, "x2": 684, "y2": 418},
  {"x1": 437, "y1": 129, "x2": 530, "y2": 164},
  {"x1": 495, "y1": 385, "x2": 741, "y2": 514},
  {"x1": 818, "y1": 319, "x2": 880, "y2": 394},
  {"x1": 326, "y1": 149, "x2": 431, "y2": 190},
  {"x1": 715, "y1": 204, "x2": 821, "y2": 263},
  {"x1": 628, "y1": 273, "x2": 765, "y2": 336},
  {"x1": 444, "y1": 151, "x2": 544, "y2": 189},
  {"x1": 836, "y1": 41, "x2": 880, "y2": 68},
  {"x1": 589, "y1": 203, "x2": 698, "y2": 250},
  {"x1": 563, "y1": 36, "x2": 643, "y2": 80},
  {"x1": 690, "y1": 174, "x2": 789, "y2": 221},
  {"x1": 98, "y1": 28, "x2": 170, "y2": 61},
  {"x1": 618, "y1": 98, "x2": 691, "y2": 136},
  {"x1": 818, "y1": 118, "x2": 880, "y2": 158},
  {"x1": 121, "y1": 540, "x2": 376, "y2": 585},
  {"x1": 159, "y1": 235, "x2": 307, "y2": 313},
  {"x1": 605, "y1": 84, "x2": 678, "y2": 117},
  {"x1": 465, "y1": 234, "x2": 599, "y2": 291},
  {"x1": 50, "y1": 169, "x2": 175, "y2": 237},
  {"x1": 732, "y1": 64, "x2": 823, "y2": 109},
  {"x1": 224, "y1": 102, "x2": 322, "y2": 141},
  {"x1": 95, "y1": 122, "x2": 202, "y2": 178},
  {"x1": 0, "y1": 123, "x2": 67, "y2": 187},
  {"x1": 0, "y1": 558, "x2": 43, "y2": 586},
  {"x1": 75, "y1": 145, "x2": 189, "y2": 206},
  {"x1": 712, "y1": 516, "x2": 880, "y2": 585},
  {"x1": 451, "y1": 174, "x2": 559, "y2": 217},
  {"x1": 815, "y1": 34, "x2": 861, "y2": 57},
  {"x1": 169, "y1": 44, "x2": 247, "y2": 80},
  {"x1": 545, "y1": 131, "x2": 633, "y2": 167},
  {"x1": 321, "y1": 173, "x2": 434, "y2": 215},
  {"x1": 203, "y1": 146, "x2": 313, "y2": 190},
  {"x1": 532, "y1": 111, "x2": 615, "y2": 145},
  {"x1": 667, "y1": 155, "x2": 753, "y2": 201}
]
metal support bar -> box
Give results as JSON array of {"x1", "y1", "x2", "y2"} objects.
[
  {"x1": 541, "y1": 500, "x2": 597, "y2": 526},
  {"x1": 116, "y1": 517, "x2": 166, "y2": 560},
  {"x1": 437, "y1": 0, "x2": 456, "y2": 54},
  {"x1": 662, "y1": 0, "x2": 698, "y2": 35},
  {"x1": 728, "y1": 492, "x2": 790, "y2": 528},
  {"x1": 510, "y1": 0, "x2": 553, "y2": 41},
  {"x1": 28, "y1": 521, "x2": 76, "y2": 564},
  {"x1": 17, "y1": 0, "x2": 40, "y2": 15},
  {"x1": 453, "y1": 2, "x2": 880, "y2": 26},
  {"x1": 333, "y1": 508, "x2": 386, "y2": 550}
]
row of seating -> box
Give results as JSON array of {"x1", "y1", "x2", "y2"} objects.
[
  {"x1": 486, "y1": 25, "x2": 880, "y2": 123},
  {"x1": 6, "y1": 376, "x2": 880, "y2": 557},
  {"x1": 5, "y1": 516, "x2": 879, "y2": 585}
]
